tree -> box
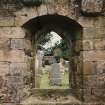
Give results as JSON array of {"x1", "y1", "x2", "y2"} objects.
[
  {"x1": 36, "y1": 32, "x2": 52, "y2": 50},
  {"x1": 51, "y1": 39, "x2": 70, "y2": 60}
]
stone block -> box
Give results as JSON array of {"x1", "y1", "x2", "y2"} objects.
[
  {"x1": 14, "y1": 7, "x2": 37, "y2": 26},
  {"x1": 83, "y1": 61, "x2": 96, "y2": 75},
  {"x1": 82, "y1": 51, "x2": 105, "y2": 61},
  {"x1": 0, "y1": 37, "x2": 10, "y2": 49},
  {"x1": 78, "y1": 16, "x2": 105, "y2": 28},
  {"x1": 0, "y1": 50, "x2": 26, "y2": 62},
  {"x1": 0, "y1": 62, "x2": 10, "y2": 76},
  {"x1": 9, "y1": 63, "x2": 27, "y2": 76},
  {"x1": 94, "y1": 39, "x2": 105, "y2": 50},
  {"x1": 82, "y1": 0, "x2": 103, "y2": 13},
  {"x1": 96, "y1": 61, "x2": 105, "y2": 74},
  {"x1": 83, "y1": 40, "x2": 93, "y2": 51},
  {"x1": 77, "y1": 61, "x2": 83, "y2": 74},
  {"x1": 96, "y1": 74, "x2": 105, "y2": 88},
  {"x1": 78, "y1": 17, "x2": 95, "y2": 28},
  {"x1": 84, "y1": 76, "x2": 97, "y2": 88},
  {"x1": 0, "y1": 27, "x2": 25, "y2": 38},
  {"x1": 55, "y1": 3, "x2": 70, "y2": 16},
  {"x1": 11, "y1": 39, "x2": 25, "y2": 50},
  {"x1": 92, "y1": 88, "x2": 105, "y2": 98},
  {"x1": 96, "y1": 27, "x2": 105, "y2": 35},
  {"x1": 74, "y1": 40, "x2": 82, "y2": 52},
  {"x1": 83, "y1": 27, "x2": 101, "y2": 39},
  {"x1": 2, "y1": 103, "x2": 17, "y2": 105},
  {"x1": 5, "y1": 63, "x2": 29, "y2": 103},
  {"x1": 47, "y1": 4, "x2": 56, "y2": 14},
  {"x1": 93, "y1": 17, "x2": 105, "y2": 28},
  {"x1": 83, "y1": 27, "x2": 105, "y2": 39},
  {"x1": 25, "y1": 39, "x2": 32, "y2": 50},
  {"x1": 0, "y1": 16, "x2": 14, "y2": 26},
  {"x1": 37, "y1": 4, "x2": 48, "y2": 16}
]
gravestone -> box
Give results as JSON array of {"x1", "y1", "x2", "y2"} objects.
[{"x1": 50, "y1": 63, "x2": 61, "y2": 86}]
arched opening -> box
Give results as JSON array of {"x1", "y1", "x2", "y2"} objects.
[{"x1": 22, "y1": 14, "x2": 83, "y2": 102}]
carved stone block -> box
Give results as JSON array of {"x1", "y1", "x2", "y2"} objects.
[{"x1": 11, "y1": 39, "x2": 25, "y2": 50}]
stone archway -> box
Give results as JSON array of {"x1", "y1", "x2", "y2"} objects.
[{"x1": 22, "y1": 14, "x2": 83, "y2": 101}]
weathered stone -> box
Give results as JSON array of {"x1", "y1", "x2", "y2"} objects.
[
  {"x1": 47, "y1": 4, "x2": 56, "y2": 14},
  {"x1": 83, "y1": 40, "x2": 93, "y2": 51},
  {"x1": 9, "y1": 63, "x2": 27, "y2": 76},
  {"x1": 0, "y1": 50, "x2": 26, "y2": 62},
  {"x1": 82, "y1": 0, "x2": 103, "y2": 13},
  {"x1": 83, "y1": 27, "x2": 105, "y2": 39},
  {"x1": 83, "y1": 88, "x2": 93, "y2": 102},
  {"x1": 0, "y1": 1, "x2": 105, "y2": 103},
  {"x1": 84, "y1": 75, "x2": 97, "y2": 87},
  {"x1": 83, "y1": 28, "x2": 98, "y2": 39},
  {"x1": 93, "y1": 17, "x2": 105, "y2": 27},
  {"x1": 0, "y1": 62, "x2": 10, "y2": 76},
  {"x1": 74, "y1": 40, "x2": 82, "y2": 52},
  {"x1": 14, "y1": 7, "x2": 37, "y2": 26},
  {"x1": 96, "y1": 74, "x2": 105, "y2": 88},
  {"x1": 0, "y1": 16, "x2": 14, "y2": 26},
  {"x1": 78, "y1": 16, "x2": 105, "y2": 28},
  {"x1": 11, "y1": 39, "x2": 25, "y2": 50},
  {"x1": 0, "y1": 27, "x2": 25, "y2": 38},
  {"x1": 92, "y1": 88, "x2": 105, "y2": 97},
  {"x1": 77, "y1": 61, "x2": 83, "y2": 74},
  {"x1": 96, "y1": 61, "x2": 105, "y2": 74},
  {"x1": 5, "y1": 63, "x2": 28, "y2": 102},
  {"x1": 78, "y1": 17, "x2": 95, "y2": 28},
  {"x1": 37, "y1": 4, "x2": 48, "y2": 16},
  {"x1": 83, "y1": 61, "x2": 96, "y2": 75},
  {"x1": 94, "y1": 39, "x2": 105, "y2": 50},
  {"x1": 2, "y1": 103, "x2": 17, "y2": 105},
  {"x1": 25, "y1": 39, "x2": 32, "y2": 51},
  {"x1": 94, "y1": 27, "x2": 105, "y2": 36},
  {"x1": 0, "y1": 37, "x2": 10, "y2": 49},
  {"x1": 83, "y1": 51, "x2": 105, "y2": 61},
  {"x1": 6, "y1": 76, "x2": 24, "y2": 102},
  {"x1": 55, "y1": 3, "x2": 70, "y2": 16}
]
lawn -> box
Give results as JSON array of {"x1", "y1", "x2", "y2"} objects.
[{"x1": 40, "y1": 71, "x2": 69, "y2": 89}]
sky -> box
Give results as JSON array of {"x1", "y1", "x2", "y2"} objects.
[{"x1": 43, "y1": 31, "x2": 62, "y2": 49}]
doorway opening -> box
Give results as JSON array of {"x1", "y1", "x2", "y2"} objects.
[
  {"x1": 35, "y1": 31, "x2": 70, "y2": 89},
  {"x1": 22, "y1": 14, "x2": 83, "y2": 102}
]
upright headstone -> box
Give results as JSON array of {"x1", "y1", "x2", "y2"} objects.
[{"x1": 50, "y1": 63, "x2": 61, "y2": 85}]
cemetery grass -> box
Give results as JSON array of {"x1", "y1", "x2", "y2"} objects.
[{"x1": 40, "y1": 71, "x2": 69, "y2": 89}]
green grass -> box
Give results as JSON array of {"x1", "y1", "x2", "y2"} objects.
[{"x1": 40, "y1": 71, "x2": 69, "y2": 89}]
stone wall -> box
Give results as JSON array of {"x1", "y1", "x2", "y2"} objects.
[
  {"x1": 0, "y1": 27, "x2": 31, "y2": 103},
  {"x1": 0, "y1": 0, "x2": 105, "y2": 104},
  {"x1": 78, "y1": 16, "x2": 105, "y2": 102}
]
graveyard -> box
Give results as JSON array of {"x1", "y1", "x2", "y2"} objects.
[
  {"x1": 35, "y1": 32, "x2": 70, "y2": 89},
  {"x1": 40, "y1": 65, "x2": 69, "y2": 89}
]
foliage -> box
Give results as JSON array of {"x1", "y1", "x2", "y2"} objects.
[
  {"x1": 36, "y1": 33, "x2": 52, "y2": 50},
  {"x1": 38, "y1": 33, "x2": 52, "y2": 45},
  {"x1": 51, "y1": 39, "x2": 70, "y2": 60}
]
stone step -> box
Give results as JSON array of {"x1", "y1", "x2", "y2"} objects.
[
  {"x1": 21, "y1": 97, "x2": 81, "y2": 105},
  {"x1": 21, "y1": 89, "x2": 81, "y2": 105},
  {"x1": 30, "y1": 88, "x2": 72, "y2": 96}
]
